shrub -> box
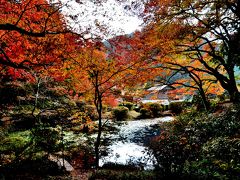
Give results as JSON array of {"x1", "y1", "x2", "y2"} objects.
[
  {"x1": 148, "y1": 105, "x2": 240, "y2": 179},
  {"x1": 139, "y1": 108, "x2": 152, "y2": 118},
  {"x1": 133, "y1": 106, "x2": 140, "y2": 112},
  {"x1": 139, "y1": 103, "x2": 163, "y2": 118},
  {"x1": 32, "y1": 126, "x2": 61, "y2": 153},
  {"x1": 162, "y1": 104, "x2": 169, "y2": 111},
  {"x1": 148, "y1": 103, "x2": 163, "y2": 117},
  {"x1": 0, "y1": 130, "x2": 31, "y2": 156},
  {"x1": 85, "y1": 105, "x2": 98, "y2": 120},
  {"x1": 1, "y1": 158, "x2": 68, "y2": 179},
  {"x1": 149, "y1": 131, "x2": 188, "y2": 175},
  {"x1": 183, "y1": 137, "x2": 240, "y2": 179},
  {"x1": 169, "y1": 102, "x2": 184, "y2": 114},
  {"x1": 76, "y1": 100, "x2": 86, "y2": 111},
  {"x1": 45, "y1": 87, "x2": 67, "y2": 98},
  {"x1": 119, "y1": 102, "x2": 134, "y2": 110},
  {"x1": 217, "y1": 94, "x2": 226, "y2": 102},
  {"x1": 112, "y1": 107, "x2": 129, "y2": 121},
  {"x1": 192, "y1": 94, "x2": 207, "y2": 110},
  {"x1": 102, "y1": 105, "x2": 108, "y2": 113},
  {"x1": 0, "y1": 81, "x2": 26, "y2": 105}
]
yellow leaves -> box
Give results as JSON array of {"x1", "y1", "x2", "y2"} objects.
[
  {"x1": 69, "y1": 111, "x2": 96, "y2": 132},
  {"x1": 70, "y1": 112, "x2": 90, "y2": 123}
]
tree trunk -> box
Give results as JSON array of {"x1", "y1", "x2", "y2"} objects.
[
  {"x1": 227, "y1": 86, "x2": 240, "y2": 103},
  {"x1": 212, "y1": 66, "x2": 240, "y2": 103},
  {"x1": 227, "y1": 69, "x2": 240, "y2": 103},
  {"x1": 95, "y1": 128, "x2": 101, "y2": 168},
  {"x1": 95, "y1": 116, "x2": 102, "y2": 168},
  {"x1": 226, "y1": 66, "x2": 240, "y2": 104},
  {"x1": 94, "y1": 93, "x2": 103, "y2": 168},
  {"x1": 199, "y1": 87, "x2": 210, "y2": 111}
]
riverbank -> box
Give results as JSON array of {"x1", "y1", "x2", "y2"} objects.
[
  {"x1": 0, "y1": 116, "x2": 173, "y2": 179},
  {"x1": 1, "y1": 101, "x2": 239, "y2": 180}
]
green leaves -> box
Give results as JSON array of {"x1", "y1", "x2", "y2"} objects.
[{"x1": 149, "y1": 105, "x2": 240, "y2": 178}]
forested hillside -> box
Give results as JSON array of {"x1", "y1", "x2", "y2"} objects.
[{"x1": 0, "y1": 0, "x2": 240, "y2": 179}]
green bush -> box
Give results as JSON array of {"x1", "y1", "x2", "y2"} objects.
[
  {"x1": 139, "y1": 108, "x2": 152, "y2": 118},
  {"x1": 149, "y1": 105, "x2": 240, "y2": 179},
  {"x1": 192, "y1": 94, "x2": 208, "y2": 110},
  {"x1": 133, "y1": 106, "x2": 140, "y2": 112},
  {"x1": 169, "y1": 102, "x2": 184, "y2": 114},
  {"x1": 183, "y1": 137, "x2": 240, "y2": 179},
  {"x1": 148, "y1": 103, "x2": 163, "y2": 117},
  {"x1": 217, "y1": 94, "x2": 226, "y2": 102},
  {"x1": 162, "y1": 104, "x2": 169, "y2": 111},
  {"x1": 139, "y1": 103, "x2": 163, "y2": 118},
  {"x1": 112, "y1": 107, "x2": 129, "y2": 121},
  {"x1": 33, "y1": 126, "x2": 61, "y2": 153},
  {"x1": 119, "y1": 102, "x2": 134, "y2": 110},
  {"x1": 0, "y1": 130, "x2": 32, "y2": 164},
  {"x1": 149, "y1": 131, "x2": 187, "y2": 175},
  {"x1": 0, "y1": 130, "x2": 31, "y2": 154}
]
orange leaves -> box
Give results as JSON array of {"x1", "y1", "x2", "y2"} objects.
[
  {"x1": 63, "y1": 37, "x2": 151, "y2": 104},
  {"x1": 103, "y1": 94, "x2": 118, "y2": 107},
  {"x1": 1, "y1": 0, "x2": 65, "y2": 33},
  {"x1": 107, "y1": 32, "x2": 157, "y2": 88},
  {"x1": 0, "y1": 0, "x2": 82, "y2": 82}
]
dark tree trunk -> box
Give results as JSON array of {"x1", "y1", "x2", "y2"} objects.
[
  {"x1": 227, "y1": 68, "x2": 240, "y2": 103},
  {"x1": 219, "y1": 81, "x2": 240, "y2": 103},
  {"x1": 95, "y1": 108, "x2": 102, "y2": 168},
  {"x1": 211, "y1": 64, "x2": 240, "y2": 104},
  {"x1": 94, "y1": 82, "x2": 103, "y2": 168},
  {"x1": 227, "y1": 86, "x2": 240, "y2": 103},
  {"x1": 199, "y1": 86, "x2": 210, "y2": 111},
  {"x1": 219, "y1": 63, "x2": 240, "y2": 103}
]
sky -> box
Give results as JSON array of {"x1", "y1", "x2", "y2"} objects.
[{"x1": 60, "y1": 0, "x2": 144, "y2": 39}]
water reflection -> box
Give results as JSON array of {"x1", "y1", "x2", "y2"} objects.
[{"x1": 100, "y1": 116, "x2": 173, "y2": 169}]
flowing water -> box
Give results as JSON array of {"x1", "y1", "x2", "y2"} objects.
[{"x1": 99, "y1": 116, "x2": 174, "y2": 169}]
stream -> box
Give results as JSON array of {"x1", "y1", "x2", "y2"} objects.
[{"x1": 99, "y1": 116, "x2": 174, "y2": 169}]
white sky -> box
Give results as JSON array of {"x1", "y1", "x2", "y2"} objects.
[{"x1": 60, "y1": 0, "x2": 144, "y2": 38}]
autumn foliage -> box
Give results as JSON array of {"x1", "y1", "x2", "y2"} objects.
[
  {"x1": 143, "y1": 0, "x2": 240, "y2": 102},
  {"x1": 0, "y1": 0, "x2": 82, "y2": 83}
]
